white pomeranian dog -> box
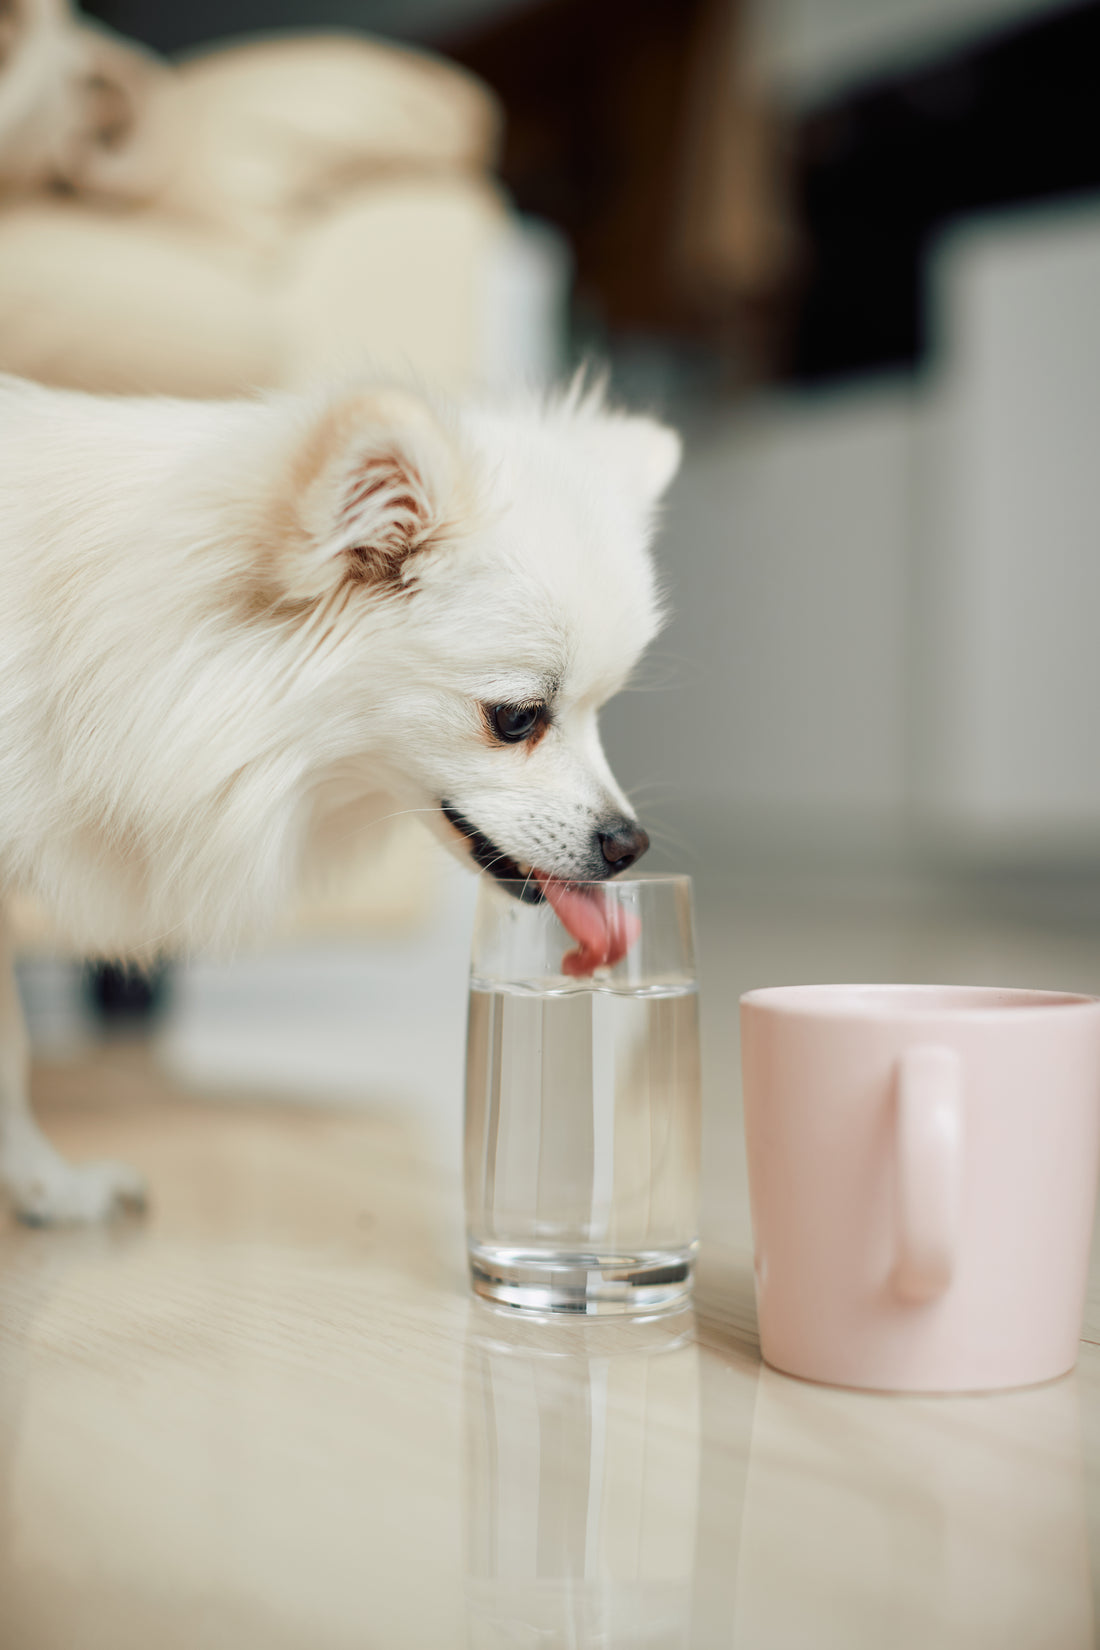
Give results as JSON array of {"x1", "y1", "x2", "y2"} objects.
[{"x1": 0, "y1": 371, "x2": 679, "y2": 1223}]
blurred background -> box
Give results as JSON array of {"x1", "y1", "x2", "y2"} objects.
[{"x1": 10, "y1": 0, "x2": 1100, "y2": 1215}]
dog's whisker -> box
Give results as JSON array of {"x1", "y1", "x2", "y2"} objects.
[
  {"x1": 327, "y1": 805, "x2": 447, "y2": 854},
  {"x1": 518, "y1": 866, "x2": 540, "y2": 903},
  {"x1": 625, "y1": 783, "x2": 679, "y2": 802}
]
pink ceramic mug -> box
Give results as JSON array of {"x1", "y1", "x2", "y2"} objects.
[{"x1": 740, "y1": 984, "x2": 1100, "y2": 1392}]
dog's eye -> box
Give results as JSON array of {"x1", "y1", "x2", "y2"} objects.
[{"x1": 488, "y1": 702, "x2": 545, "y2": 744}]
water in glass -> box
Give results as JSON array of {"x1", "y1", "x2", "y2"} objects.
[{"x1": 465, "y1": 969, "x2": 700, "y2": 1313}]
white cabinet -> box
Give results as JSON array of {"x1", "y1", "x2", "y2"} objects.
[{"x1": 919, "y1": 204, "x2": 1100, "y2": 852}]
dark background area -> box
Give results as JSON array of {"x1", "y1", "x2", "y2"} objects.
[{"x1": 82, "y1": 0, "x2": 1100, "y2": 383}]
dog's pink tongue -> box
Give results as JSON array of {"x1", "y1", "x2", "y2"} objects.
[{"x1": 535, "y1": 873, "x2": 641, "y2": 977}]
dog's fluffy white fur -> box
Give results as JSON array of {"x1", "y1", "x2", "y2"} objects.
[{"x1": 0, "y1": 370, "x2": 679, "y2": 1221}]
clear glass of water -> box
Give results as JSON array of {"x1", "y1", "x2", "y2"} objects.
[{"x1": 464, "y1": 873, "x2": 701, "y2": 1315}]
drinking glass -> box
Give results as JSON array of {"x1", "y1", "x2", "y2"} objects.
[{"x1": 464, "y1": 873, "x2": 701, "y2": 1314}]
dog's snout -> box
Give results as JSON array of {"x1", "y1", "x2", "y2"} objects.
[{"x1": 597, "y1": 817, "x2": 650, "y2": 874}]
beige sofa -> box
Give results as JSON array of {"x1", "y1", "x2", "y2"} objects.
[{"x1": 0, "y1": 21, "x2": 510, "y2": 396}]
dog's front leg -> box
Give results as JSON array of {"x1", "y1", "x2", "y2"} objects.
[{"x1": 0, "y1": 912, "x2": 147, "y2": 1224}]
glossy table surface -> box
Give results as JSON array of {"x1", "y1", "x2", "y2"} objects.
[{"x1": 6, "y1": 882, "x2": 1100, "y2": 1648}]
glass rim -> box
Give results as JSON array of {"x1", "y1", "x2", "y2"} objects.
[{"x1": 485, "y1": 871, "x2": 694, "y2": 892}]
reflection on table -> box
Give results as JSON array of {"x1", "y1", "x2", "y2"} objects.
[
  {"x1": 734, "y1": 1365, "x2": 1094, "y2": 1649},
  {"x1": 464, "y1": 1305, "x2": 705, "y2": 1647}
]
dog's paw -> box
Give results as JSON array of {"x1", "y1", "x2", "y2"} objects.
[{"x1": 2, "y1": 1146, "x2": 148, "y2": 1226}]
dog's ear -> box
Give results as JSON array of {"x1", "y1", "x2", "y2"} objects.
[
  {"x1": 623, "y1": 417, "x2": 682, "y2": 502},
  {"x1": 274, "y1": 391, "x2": 462, "y2": 600},
  {"x1": 593, "y1": 415, "x2": 682, "y2": 507},
  {"x1": 563, "y1": 370, "x2": 681, "y2": 501}
]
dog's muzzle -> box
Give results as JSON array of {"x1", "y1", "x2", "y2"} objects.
[{"x1": 440, "y1": 801, "x2": 650, "y2": 898}]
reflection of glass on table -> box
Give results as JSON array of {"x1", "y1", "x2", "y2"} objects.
[{"x1": 463, "y1": 1305, "x2": 701, "y2": 1648}]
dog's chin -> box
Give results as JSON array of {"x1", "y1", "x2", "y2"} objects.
[
  {"x1": 438, "y1": 798, "x2": 540, "y2": 904},
  {"x1": 439, "y1": 802, "x2": 545, "y2": 903}
]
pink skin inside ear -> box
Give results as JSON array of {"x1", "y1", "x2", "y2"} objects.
[{"x1": 535, "y1": 874, "x2": 642, "y2": 977}]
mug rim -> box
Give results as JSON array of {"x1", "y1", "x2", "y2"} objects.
[{"x1": 740, "y1": 982, "x2": 1100, "y2": 1020}]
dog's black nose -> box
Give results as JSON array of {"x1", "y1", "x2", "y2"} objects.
[{"x1": 598, "y1": 818, "x2": 650, "y2": 874}]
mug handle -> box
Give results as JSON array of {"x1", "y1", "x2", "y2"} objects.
[{"x1": 894, "y1": 1045, "x2": 964, "y2": 1302}]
